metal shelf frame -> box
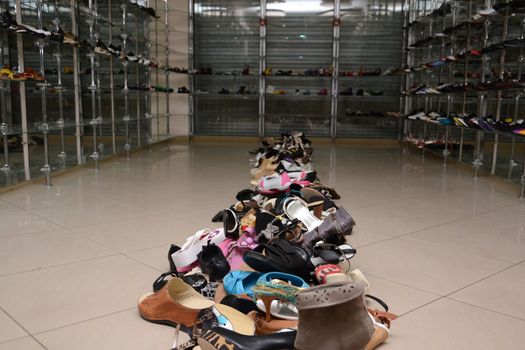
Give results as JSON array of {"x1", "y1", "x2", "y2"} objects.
[
  {"x1": 402, "y1": 0, "x2": 525, "y2": 197},
  {"x1": 190, "y1": 0, "x2": 405, "y2": 139},
  {"x1": 0, "y1": 0, "x2": 176, "y2": 188}
]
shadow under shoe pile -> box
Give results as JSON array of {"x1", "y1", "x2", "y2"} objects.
[{"x1": 137, "y1": 132, "x2": 397, "y2": 350}]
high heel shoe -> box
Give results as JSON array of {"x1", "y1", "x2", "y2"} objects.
[{"x1": 251, "y1": 273, "x2": 308, "y2": 322}]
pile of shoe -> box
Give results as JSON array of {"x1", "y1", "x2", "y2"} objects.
[{"x1": 136, "y1": 132, "x2": 397, "y2": 350}]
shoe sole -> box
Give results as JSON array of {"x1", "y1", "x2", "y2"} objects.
[{"x1": 138, "y1": 312, "x2": 181, "y2": 328}]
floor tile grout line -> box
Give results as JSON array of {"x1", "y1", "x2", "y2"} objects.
[
  {"x1": 120, "y1": 253, "x2": 166, "y2": 273},
  {"x1": 398, "y1": 261, "x2": 525, "y2": 320},
  {"x1": 444, "y1": 297, "x2": 525, "y2": 323},
  {"x1": 0, "y1": 335, "x2": 29, "y2": 345},
  {"x1": 0, "y1": 253, "x2": 121, "y2": 279},
  {"x1": 15, "y1": 211, "x2": 127, "y2": 256},
  {"x1": 123, "y1": 239, "x2": 187, "y2": 255},
  {"x1": 364, "y1": 272, "x2": 443, "y2": 298},
  {"x1": 0, "y1": 227, "x2": 75, "y2": 240},
  {"x1": 441, "y1": 259, "x2": 525, "y2": 298},
  {"x1": 31, "y1": 307, "x2": 137, "y2": 336},
  {"x1": 0, "y1": 306, "x2": 49, "y2": 350},
  {"x1": 354, "y1": 201, "x2": 522, "y2": 264}
]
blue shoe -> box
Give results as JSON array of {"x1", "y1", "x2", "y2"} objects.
[
  {"x1": 223, "y1": 270, "x2": 262, "y2": 297},
  {"x1": 256, "y1": 272, "x2": 309, "y2": 289}
]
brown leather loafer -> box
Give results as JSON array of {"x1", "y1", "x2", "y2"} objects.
[{"x1": 138, "y1": 277, "x2": 214, "y2": 327}]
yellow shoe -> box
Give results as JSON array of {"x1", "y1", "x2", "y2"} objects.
[{"x1": 0, "y1": 66, "x2": 13, "y2": 80}]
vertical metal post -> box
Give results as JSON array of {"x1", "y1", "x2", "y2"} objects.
[
  {"x1": 507, "y1": 18, "x2": 525, "y2": 179},
  {"x1": 154, "y1": 0, "x2": 160, "y2": 141},
  {"x1": 473, "y1": 0, "x2": 491, "y2": 178},
  {"x1": 87, "y1": 0, "x2": 99, "y2": 169},
  {"x1": 71, "y1": 0, "x2": 83, "y2": 165},
  {"x1": 458, "y1": 0, "x2": 474, "y2": 163},
  {"x1": 121, "y1": 3, "x2": 131, "y2": 159},
  {"x1": 136, "y1": 5, "x2": 141, "y2": 147},
  {"x1": 520, "y1": 152, "x2": 525, "y2": 198},
  {"x1": 441, "y1": 10, "x2": 449, "y2": 165},
  {"x1": 0, "y1": 38, "x2": 12, "y2": 177},
  {"x1": 36, "y1": 0, "x2": 52, "y2": 185},
  {"x1": 402, "y1": 0, "x2": 413, "y2": 142},
  {"x1": 259, "y1": 0, "x2": 267, "y2": 138},
  {"x1": 109, "y1": 0, "x2": 116, "y2": 154},
  {"x1": 188, "y1": 0, "x2": 195, "y2": 140},
  {"x1": 53, "y1": 1, "x2": 66, "y2": 166},
  {"x1": 96, "y1": 57, "x2": 103, "y2": 156},
  {"x1": 144, "y1": 2, "x2": 153, "y2": 149},
  {"x1": 491, "y1": 6, "x2": 509, "y2": 175},
  {"x1": 13, "y1": 0, "x2": 29, "y2": 180},
  {"x1": 165, "y1": 0, "x2": 170, "y2": 140},
  {"x1": 330, "y1": 0, "x2": 340, "y2": 140}
]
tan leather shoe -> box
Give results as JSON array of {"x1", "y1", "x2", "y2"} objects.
[{"x1": 138, "y1": 277, "x2": 214, "y2": 327}]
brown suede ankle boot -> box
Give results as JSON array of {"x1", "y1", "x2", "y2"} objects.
[{"x1": 301, "y1": 207, "x2": 356, "y2": 250}]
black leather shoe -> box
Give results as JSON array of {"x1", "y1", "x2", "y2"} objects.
[
  {"x1": 243, "y1": 239, "x2": 313, "y2": 280},
  {"x1": 198, "y1": 327, "x2": 296, "y2": 350},
  {"x1": 198, "y1": 242, "x2": 230, "y2": 281}
]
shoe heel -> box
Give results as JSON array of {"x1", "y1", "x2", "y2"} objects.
[{"x1": 259, "y1": 295, "x2": 275, "y2": 322}]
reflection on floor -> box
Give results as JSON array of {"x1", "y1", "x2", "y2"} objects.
[{"x1": 0, "y1": 143, "x2": 524, "y2": 350}]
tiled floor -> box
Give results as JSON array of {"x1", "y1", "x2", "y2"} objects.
[{"x1": 1, "y1": 142, "x2": 525, "y2": 350}]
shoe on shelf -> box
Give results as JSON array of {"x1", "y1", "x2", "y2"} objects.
[
  {"x1": 0, "y1": 10, "x2": 18, "y2": 31},
  {"x1": 177, "y1": 86, "x2": 190, "y2": 93},
  {"x1": 61, "y1": 30, "x2": 80, "y2": 46},
  {"x1": 141, "y1": 6, "x2": 160, "y2": 18},
  {"x1": 23, "y1": 67, "x2": 45, "y2": 81},
  {"x1": 107, "y1": 43, "x2": 121, "y2": 56}
]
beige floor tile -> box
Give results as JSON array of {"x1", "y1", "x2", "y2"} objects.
[
  {"x1": 28, "y1": 200, "x2": 157, "y2": 228},
  {"x1": 126, "y1": 246, "x2": 171, "y2": 272},
  {"x1": 0, "y1": 200, "x2": 19, "y2": 212},
  {"x1": 0, "y1": 309, "x2": 27, "y2": 343},
  {"x1": 35, "y1": 309, "x2": 176, "y2": 350},
  {"x1": 345, "y1": 227, "x2": 391, "y2": 248},
  {"x1": 2, "y1": 143, "x2": 525, "y2": 349},
  {"x1": 0, "y1": 337, "x2": 44, "y2": 350},
  {"x1": 0, "y1": 255, "x2": 158, "y2": 333},
  {"x1": 70, "y1": 215, "x2": 204, "y2": 253},
  {"x1": 385, "y1": 299, "x2": 525, "y2": 350},
  {"x1": 0, "y1": 209, "x2": 60, "y2": 238},
  {"x1": 405, "y1": 205, "x2": 525, "y2": 263},
  {"x1": 347, "y1": 184, "x2": 516, "y2": 238},
  {"x1": 0, "y1": 229, "x2": 115, "y2": 276},
  {"x1": 364, "y1": 275, "x2": 440, "y2": 315},
  {"x1": 0, "y1": 185, "x2": 103, "y2": 211},
  {"x1": 352, "y1": 237, "x2": 511, "y2": 295},
  {"x1": 170, "y1": 205, "x2": 228, "y2": 227},
  {"x1": 449, "y1": 265, "x2": 525, "y2": 320}
]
